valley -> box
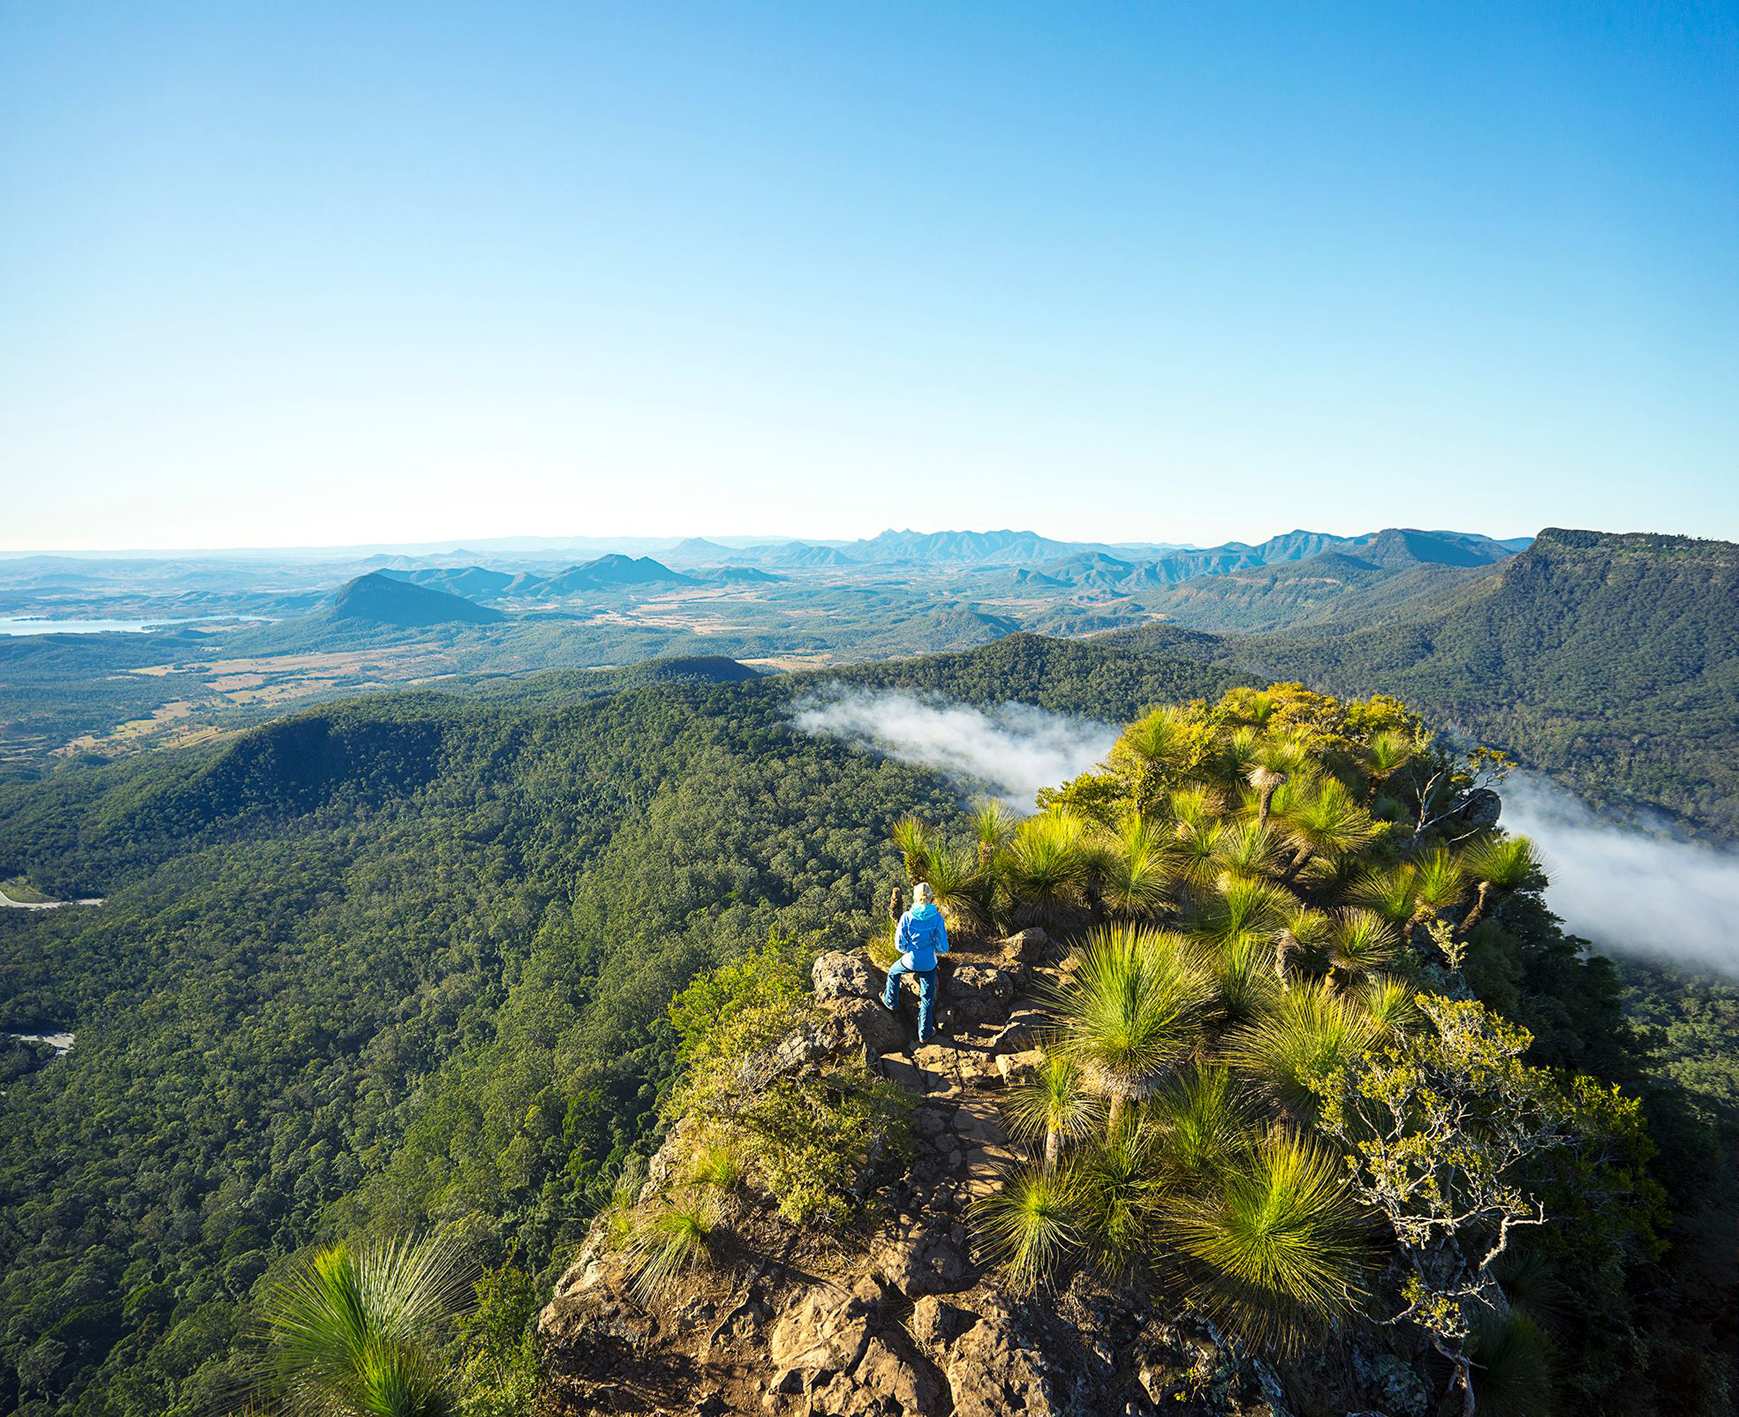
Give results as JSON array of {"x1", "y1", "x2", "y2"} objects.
[{"x1": 0, "y1": 524, "x2": 1734, "y2": 1416}]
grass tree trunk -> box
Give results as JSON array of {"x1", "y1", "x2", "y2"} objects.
[
  {"x1": 1044, "y1": 1126, "x2": 1060, "y2": 1173},
  {"x1": 1456, "y1": 881, "x2": 1498, "y2": 939}
]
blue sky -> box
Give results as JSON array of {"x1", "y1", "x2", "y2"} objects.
[{"x1": 2, "y1": 2, "x2": 1734, "y2": 551}]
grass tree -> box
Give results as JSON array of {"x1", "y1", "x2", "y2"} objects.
[
  {"x1": 1407, "y1": 846, "x2": 1468, "y2": 933},
  {"x1": 1277, "y1": 777, "x2": 1378, "y2": 884},
  {"x1": 914, "y1": 839, "x2": 988, "y2": 933},
  {"x1": 890, "y1": 816, "x2": 933, "y2": 882},
  {"x1": 1003, "y1": 811, "x2": 1093, "y2": 923},
  {"x1": 1327, "y1": 908, "x2": 1400, "y2": 988},
  {"x1": 1098, "y1": 812, "x2": 1177, "y2": 919},
  {"x1": 628, "y1": 1190, "x2": 719, "y2": 1304},
  {"x1": 1246, "y1": 764, "x2": 1289, "y2": 830},
  {"x1": 257, "y1": 1235, "x2": 473, "y2": 1417},
  {"x1": 1075, "y1": 1120, "x2": 1166, "y2": 1275},
  {"x1": 1150, "y1": 1065, "x2": 1253, "y2": 1182},
  {"x1": 1003, "y1": 1052, "x2": 1103, "y2": 1172},
  {"x1": 1161, "y1": 1132, "x2": 1371, "y2": 1353},
  {"x1": 1457, "y1": 834, "x2": 1545, "y2": 939},
  {"x1": 976, "y1": 1164, "x2": 1081, "y2": 1293},
  {"x1": 1053, "y1": 927, "x2": 1213, "y2": 1133},
  {"x1": 1360, "y1": 729, "x2": 1419, "y2": 803},
  {"x1": 969, "y1": 798, "x2": 1014, "y2": 867},
  {"x1": 1225, "y1": 983, "x2": 1379, "y2": 1118},
  {"x1": 1205, "y1": 931, "x2": 1283, "y2": 1027},
  {"x1": 1210, "y1": 819, "x2": 1286, "y2": 884},
  {"x1": 1352, "y1": 862, "x2": 1419, "y2": 927},
  {"x1": 1195, "y1": 876, "x2": 1295, "y2": 946}
]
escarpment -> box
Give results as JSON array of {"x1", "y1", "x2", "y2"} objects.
[{"x1": 537, "y1": 929, "x2": 1402, "y2": 1417}]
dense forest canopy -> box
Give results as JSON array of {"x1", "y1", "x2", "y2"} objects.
[{"x1": 0, "y1": 635, "x2": 1731, "y2": 1414}]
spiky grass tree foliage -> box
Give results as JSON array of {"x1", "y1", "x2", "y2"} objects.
[
  {"x1": 1210, "y1": 819, "x2": 1286, "y2": 884},
  {"x1": 1327, "y1": 908, "x2": 1400, "y2": 986},
  {"x1": 1360, "y1": 729, "x2": 1418, "y2": 801},
  {"x1": 1075, "y1": 1119, "x2": 1167, "y2": 1275},
  {"x1": 1150, "y1": 1065, "x2": 1252, "y2": 1182},
  {"x1": 1053, "y1": 927, "x2": 1213, "y2": 1132},
  {"x1": 628, "y1": 1190, "x2": 719, "y2": 1305},
  {"x1": 1169, "y1": 785, "x2": 1222, "y2": 838},
  {"x1": 890, "y1": 816, "x2": 933, "y2": 882},
  {"x1": 1274, "y1": 906, "x2": 1334, "y2": 988},
  {"x1": 1465, "y1": 1309, "x2": 1556, "y2": 1417},
  {"x1": 969, "y1": 798, "x2": 1014, "y2": 866},
  {"x1": 1458, "y1": 834, "x2": 1545, "y2": 938},
  {"x1": 1175, "y1": 818, "x2": 1231, "y2": 892},
  {"x1": 258, "y1": 1235, "x2": 473, "y2": 1417},
  {"x1": 1002, "y1": 1052, "x2": 1103, "y2": 1171},
  {"x1": 1355, "y1": 975, "x2": 1419, "y2": 1037},
  {"x1": 1225, "y1": 983, "x2": 1378, "y2": 1117},
  {"x1": 1195, "y1": 876, "x2": 1295, "y2": 946},
  {"x1": 687, "y1": 1136, "x2": 743, "y2": 1192},
  {"x1": 1161, "y1": 1132, "x2": 1371, "y2": 1353},
  {"x1": 1003, "y1": 811, "x2": 1093, "y2": 923},
  {"x1": 1214, "y1": 726, "x2": 1262, "y2": 788},
  {"x1": 915, "y1": 839, "x2": 988, "y2": 933},
  {"x1": 1352, "y1": 862, "x2": 1418, "y2": 926},
  {"x1": 1277, "y1": 777, "x2": 1378, "y2": 883},
  {"x1": 1408, "y1": 845, "x2": 1467, "y2": 928},
  {"x1": 1098, "y1": 812, "x2": 1177, "y2": 919},
  {"x1": 975, "y1": 1164, "x2": 1081, "y2": 1294},
  {"x1": 1206, "y1": 931, "x2": 1282, "y2": 1026}
]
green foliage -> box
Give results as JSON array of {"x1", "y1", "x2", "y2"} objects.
[
  {"x1": 1224, "y1": 984, "x2": 1378, "y2": 1117},
  {"x1": 1161, "y1": 1132, "x2": 1372, "y2": 1353},
  {"x1": 0, "y1": 643, "x2": 1718, "y2": 1414},
  {"x1": 666, "y1": 943, "x2": 912, "y2": 1224},
  {"x1": 626, "y1": 1191, "x2": 718, "y2": 1305},
  {"x1": 452, "y1": 1262, "x2": 541, "y2": 1417},
  {"x1": 685, "y1": 1135, "x2": 744, "y2": 1193},
  {"x1": 1001, "y1": 1053, "x2": 1103, "y2": 1171},
  {"x1": 1051, "y1": 927, "x2": 1212, "y2": 1124},
  {"x1": 256, "y1": 1236, "x2": 473, "y2": 1417},
  {"x1": 973, "y1": 1165, "x2": 1081, "y2": 1294}
]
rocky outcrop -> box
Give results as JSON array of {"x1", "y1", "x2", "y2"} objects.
[{"x1": 538, "y1": 930, "x2": 1402, "y2": 1417}]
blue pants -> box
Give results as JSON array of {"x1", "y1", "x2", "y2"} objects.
[{"x1": 883, "y1": 960, "x2": 939, "y2": 1041}]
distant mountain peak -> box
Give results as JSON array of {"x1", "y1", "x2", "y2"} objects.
[{"x1": 329, "y1": 572, "x2": 504, "y2": 627}]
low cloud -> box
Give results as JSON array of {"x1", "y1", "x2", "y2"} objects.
[
  {"x1": 794, "y1": 690, "x2": 1117, "y2": 808},
  {"x1": 1501, "y1": 773, "x2": 1739, "y2": 977}
]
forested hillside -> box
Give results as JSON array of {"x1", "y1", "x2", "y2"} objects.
[
  {"x1": 0, "y1": 630, "x2": 1732, "y2": 1414},
  {"x1": 1119, "y1": 528, "x2": 1739, "y2": 835},
  {"x1": 0, "y1": 641, "x2": 1247, "y2": 1413}
]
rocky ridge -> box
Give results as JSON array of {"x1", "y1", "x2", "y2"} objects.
[{"x1": 537, "y1": 930, "x2": 1424, "y2": 1417}]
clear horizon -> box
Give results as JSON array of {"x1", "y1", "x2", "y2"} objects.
[
  {"x1": 4, "y1": 4, "x2": 1736, "y2": 550},
  {"x1": 0, "y1": 522, "x2": 1565, "y2": 562}
]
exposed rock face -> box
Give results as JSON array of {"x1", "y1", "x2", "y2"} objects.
[{"x1": 538, "y1": 930, "x2": 1405, "y2": 1417}]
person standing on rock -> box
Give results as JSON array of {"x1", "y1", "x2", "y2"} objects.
[{"x1": 880, "y1": 881, "x2": 950, "y2": 1043}]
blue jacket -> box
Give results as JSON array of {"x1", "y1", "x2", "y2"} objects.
[{"x1": 896, "y1": 903, "x2": 950, "y2": 972}]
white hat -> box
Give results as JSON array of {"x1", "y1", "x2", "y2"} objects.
[{"x1": 913, "y1": 882, "x2": 934, "y2": 903}]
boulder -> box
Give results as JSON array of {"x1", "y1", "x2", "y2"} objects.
[
  {"x1": 813, "y1": 950, "x2": 879, "y2": 1002},
  {"x1": 945, "y1": 963, "x2": 1020, "y2": 1023},
  {"x1": 939, "y1": 1294, "x2": 1061, "y2": 1417},
  {"x1": 814, "y1": 997, "x2": 904, "y2": 1065},
  {"x1": 1449, "y1": 786, "x2": 1502, "y2": 830}
]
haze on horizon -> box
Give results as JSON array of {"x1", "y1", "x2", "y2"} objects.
[{"x1": 3, "y1": 3, "x2": 1736, "y2": 553}]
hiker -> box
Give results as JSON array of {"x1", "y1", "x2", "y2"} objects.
[{"x1": 880, "y1": 882, "x2": 950, "y2": 1043}]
